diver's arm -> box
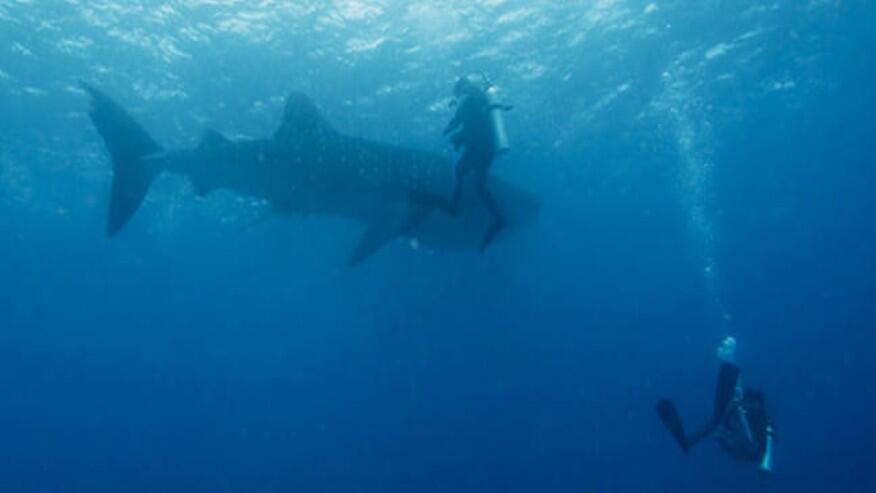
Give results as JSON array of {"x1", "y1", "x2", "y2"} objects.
[{"x1": 443, "y1": 104, "x2": 465, "y2": 136}]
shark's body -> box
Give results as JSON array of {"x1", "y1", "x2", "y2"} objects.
[{"x1": 83, "y1": 84, "x2": 539, "y2": 263}]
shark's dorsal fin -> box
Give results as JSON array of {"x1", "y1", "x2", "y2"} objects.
[
  {"x1": 199, "y1": 129, "x2": 230, "y2": 149},
  {"x1": 274, "y1": 92, "x2": 333, "y2": 142}
]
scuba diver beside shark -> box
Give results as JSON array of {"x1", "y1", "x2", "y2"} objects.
[
  {"x1": 80, "y1": 77, "x2": 536, "y2": 265},
  {"x1": 407, "y1": 73, "x2": 514, "y2": 252}
]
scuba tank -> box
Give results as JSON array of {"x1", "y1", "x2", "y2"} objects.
[
  {"x1": 481, "y1": 76, "x2": 511, "y2": 156},
  {"x1": 759, "y1": 424, "x2": 775, "y2": 475},
  {"x1": 453, "y1": 73, "x2": 511, "y2": 156}
]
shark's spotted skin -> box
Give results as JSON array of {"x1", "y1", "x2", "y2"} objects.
[{"x1": 83, "y1": 83, "x2": 539, "y2": 264}]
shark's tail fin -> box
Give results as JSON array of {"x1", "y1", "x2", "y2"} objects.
[{"x1": 81, "y1": 82, "x2": 163, "y2": 236}]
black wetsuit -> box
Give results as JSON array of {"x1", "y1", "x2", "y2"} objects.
[
  {"x1": 715, "y1": 387, "x2": 771, "y2": 462},
  {"x1": 657, "y1": 363, "x2": 773, "y2": 463},
  {"x1": 409, "y1": 90, "x2": 504, "y2": 251}
]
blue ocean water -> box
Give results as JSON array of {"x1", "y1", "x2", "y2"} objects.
[{"x1": 1, "y1": 0, "x2": 875, "y2": 491}]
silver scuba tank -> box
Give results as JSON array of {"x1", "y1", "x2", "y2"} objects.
[
  {"x1": 483, "y1": 84, "x2": 511, "y2": 156},
  {"x1": 759, "y1": 425, "x2": 774, "y2": 475}
]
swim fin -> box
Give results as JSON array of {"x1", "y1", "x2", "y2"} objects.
[
  {"x1": 712, "y1": 363, "x2": 741, "y2": 425},
  {"x1": 656, "y1": 399, "x2": 690, "y2": 454}
]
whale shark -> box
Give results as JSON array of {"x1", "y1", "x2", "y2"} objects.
[{"x1": 82, "y1": 83, "x2": 539, "y2": 264}]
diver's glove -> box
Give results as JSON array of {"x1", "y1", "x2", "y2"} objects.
[{"x1": 717, "y1": 336, "x2": 737, "y2": 364}]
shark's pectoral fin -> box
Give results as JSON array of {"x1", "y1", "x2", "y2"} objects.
[
  {"x1": 348, "y1": 218, "x2": 399, "y2": 266},
  {"x1": 400, "y1": 202, "x2": 434, "y2": 236},
  {"x1": 349, "y1": 204, "x2": 428, "y2": 266}
]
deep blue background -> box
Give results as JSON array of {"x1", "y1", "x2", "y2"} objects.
[{"x1": 1, "y1": 1, "x2": 874, "y2": 491}]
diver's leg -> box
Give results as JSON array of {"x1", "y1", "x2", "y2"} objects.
[
  {"x1": 447, "y1": 153, "x2": 476, "y2": 216},
  {"x1": 712, "y1": 362, "x2": 741, "y2": 425},
  {"x1": 685, "y1": 422, "x2": 717, "y2": 449},
  {"x1": 475, "y1": 165, "x2": 505, "y2": 252},
  {"x1": 408, "y1": 155, "x2": 472, "y2": 217}
]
